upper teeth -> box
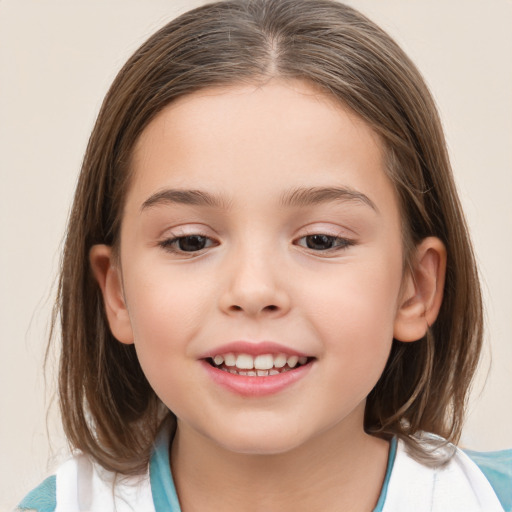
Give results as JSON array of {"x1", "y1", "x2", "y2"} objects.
[{"x1": 212, "y1": 353, "x2": 308, "y2": 370}]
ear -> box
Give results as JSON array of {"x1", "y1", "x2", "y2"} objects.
[
  {"x1": 89, "y1": 244, "x2": 134, "y2": 344},
  {"x1": 393, "y1": 237, "x2": 447, "y2": 342}
]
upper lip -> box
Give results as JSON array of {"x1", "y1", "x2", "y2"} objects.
[{"x1": 198, "y1": 341, "x2": 311, "y2": 359}]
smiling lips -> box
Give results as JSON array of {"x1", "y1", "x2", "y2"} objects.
[
  {"x1": 209, "y1": 353, "x2": 310, "y2": 376},
  {"x1": 201, "y1": 342, "x2": 314, "y2": 395}
]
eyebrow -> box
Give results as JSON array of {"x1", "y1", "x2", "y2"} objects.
[
  {"x1": 140, "y1": 186, "x2": 378, "y2": 213},
  {"x1": 279, "y1": 186, "x2": 378, "y2": 213},
  {"x1": 140, "y1": 189, "x2": 231, "y2": 212}
]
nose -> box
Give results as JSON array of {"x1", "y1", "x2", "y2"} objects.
[{"x1": 218, "y1": 245, "x2": 291, "y2": 318}]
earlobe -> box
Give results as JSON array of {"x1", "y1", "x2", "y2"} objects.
[
  {"x1": 393, "y1": 237, "x2": 447, "y2": 342},
  {"x1": 89, "y1": 244, "x2": 134, "y2": 345}
]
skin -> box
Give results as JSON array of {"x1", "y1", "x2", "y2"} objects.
[{"x1": 91, "y1": 79, "x2": 446, "y2": 511}]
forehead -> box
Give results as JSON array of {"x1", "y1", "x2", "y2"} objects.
[{"x1": 128, "y1": 79, "x2": 395, "y2": 214}]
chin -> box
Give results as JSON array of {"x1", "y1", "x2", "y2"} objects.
[{"x1": 209, "y1": 424, "x2": 310, "y2": 456}]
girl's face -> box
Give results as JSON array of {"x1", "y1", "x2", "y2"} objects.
[{"x1": 104, "y1": 79, "x2": 410, "y2": 454}]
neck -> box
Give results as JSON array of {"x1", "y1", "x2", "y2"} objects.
[{"x1": 170, "y1": 405, "x2": 390, "y2": 512}]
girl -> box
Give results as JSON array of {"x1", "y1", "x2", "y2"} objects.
[{"x1": 15, "y1": 0, "x2": 511, "y2": 510}]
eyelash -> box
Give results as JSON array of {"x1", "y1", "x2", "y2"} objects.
[{"x1": 158, "y1": 233, "x2": 355, "y2": 255}]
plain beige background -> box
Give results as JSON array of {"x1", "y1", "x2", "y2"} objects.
[{"x1": 1, "y1": 0, "x2": 511, "y2": 508}]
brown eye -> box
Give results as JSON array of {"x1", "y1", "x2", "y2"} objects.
[
  {"x1": 176, "y1": 235, "x2": 209, "y2": 252},
  {"x1": 159, "y1": 234, "x2": 217, "y2": 254},
  {"x1": 305, "y1": 234, "x2": 336, "y2": 250},
  {"x1": 295, "y1": 234, "x2": 353, "y2": 252}
]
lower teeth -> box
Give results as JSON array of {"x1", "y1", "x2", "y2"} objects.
[{"x1": 217, "y1": 365, "x2": 294, "y2": 376}]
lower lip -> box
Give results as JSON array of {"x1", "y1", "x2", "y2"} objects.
[{"x1": 201, "y1": 360, "x2": 313, "y2": 397}]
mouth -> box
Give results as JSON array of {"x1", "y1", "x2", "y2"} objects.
[
  {"x1": 206, "y1": 352, "x2": 314, "y2": 376},
  {"x1": 200, "y1": 342, "x2": 315, "y2": 396}
]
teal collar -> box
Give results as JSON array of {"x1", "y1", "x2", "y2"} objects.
[
  {"x1": 373, "y1": 437, "x2": 397, "y2": 511},
  {"x1": 149, "y1": 424, "x2": 182, "y2": 511}
]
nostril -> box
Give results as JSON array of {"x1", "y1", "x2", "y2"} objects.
[{"x1": 229, "y1": 305, "x2": 278, "y2": 312}]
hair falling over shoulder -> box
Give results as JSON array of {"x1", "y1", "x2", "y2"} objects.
[{"x1": 52, "y1": 0, "x2": 483, "y2": 474}]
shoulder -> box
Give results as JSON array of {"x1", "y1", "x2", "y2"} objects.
[
  {"x1": 464, "y1": 447, "x2": 512, "y2": 512},
  {"x1": 15, "y1": 454, "x2": 155, "y2": 512},
  {"x1": 382, "y1": 434, "x2": 511, "y2": 512}
]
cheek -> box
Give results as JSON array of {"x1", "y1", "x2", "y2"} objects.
[
  {"x1": 123, "y1": 260, "x2": 209, "y2": 336},
  {"x1": 122, "y1": 270, "x2": 205, "y2": 406},
  {"x1": 307, "y1": 266, "x2": 401, "y2": 409},
  {"x1": 302, "y1": 254, "x2": 403, "y2": 362}
]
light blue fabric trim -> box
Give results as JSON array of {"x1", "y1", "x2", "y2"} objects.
[
  {"x1": 149, "y1": 425, "x2": 182, "y2": 512},
  {"x1": 16, "y1": 475, "x2": 57, "y2": 512},
  {"x1": 373, "y1": 437, "x2": 397, "y2": 512},
  {"x1": 464, "y1": 447, "x2": 512, "y2": 512}
]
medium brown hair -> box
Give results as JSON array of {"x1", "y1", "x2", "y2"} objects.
[{"x1": 54, "y1": 0, "x2": 483, "y2": 473}]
